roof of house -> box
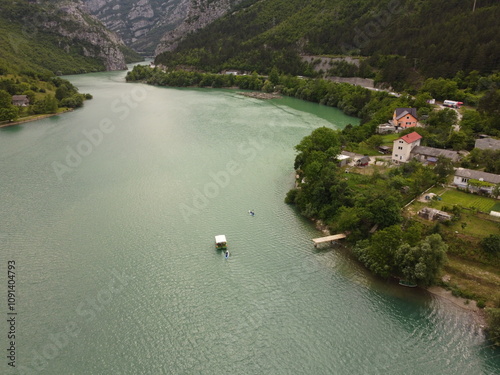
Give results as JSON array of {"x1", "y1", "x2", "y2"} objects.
[
  {"x1": 357, "y1": 156, "x2": 370, "y2": 163},
  {"x1": 411, "y1": 146, "x2": 460, "y2": 162},
  {"x1": 397, "y1": 132, "x2": 422, "y2": 144},
  {"x1": 474, "y1": 137, "x2": 500, "y2": 151},
  {"x1": 378, "y1": 123, "x2": 395, "y2": 128},
  {"x1": 454, "y1": 168, "x2": 500, "y2": 184},
  {"x1": 340, "y1": 150, "x2": 362, "y2": 159},
  {"x1": 12, "y1": 95, "x2": 28, "y2": 101},
  {"x1": 394, "y1": 108, "x2": 418, "y2": 120}
]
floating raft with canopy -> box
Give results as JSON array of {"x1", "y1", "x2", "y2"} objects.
[{"x1": 215, "y1": 235, "x2": 227, "y2": 250}]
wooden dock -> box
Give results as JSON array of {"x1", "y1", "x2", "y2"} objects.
[{"x1": 312, "y1": 234, "x2": 347, "y2": 247}]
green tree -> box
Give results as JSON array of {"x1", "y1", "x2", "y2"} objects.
[
  {"x1": 0, "y1": 90, "x2": 19, "y2": 121},
  {"x1": 460, "y1": 110, "x2": 484, "y2": 133},
  {"x1": 366, "y1": 134, "x2": 383, "y2": 149},
  {"x1": 0, "y1": 106, "x2": 19, "y2": 122},
  {"x1": 294, "y1": 127, "x2": 341, "y2": 172},
  {"x1": 353, "y1": 225, "x2": 403, "y2": 279},
  {"x1": 396, "y1": 234, "x2": 447, "y2": 286},
  {"x1": 269, "y1": 66, "x2": 280, "y2": 85},
  {"x1": 447, "y1": 131, "x2": 473, "y2": 151},
  {"x1": 33, "y1": 95, "x2": 58, "y2": 114},
  {"x1": 23, "y1": 90, "x2": 36, "y2": 105},
  {"x1": 421, "y1": 78, "x2": 460, "y2": 101},
  {"x1": 0, "y1": 89, "x2": 12, "y2": 108},
  {"x1": 366, "y1": 196, "x2": 402, "y2": 229},
  {"x1": 427, "y1": 108, "x2": 458, "y2": 128},
  {"x1": 336, "y1": 206, "x2": 363, "y2": 233},
  {"x1": 434, "y1": 156, "x2": 454, "y2": 183},
  {"x1": 481, "y1": 234, "x2": 500, "y2": 255},
  {"x1": 486, "y1": 308, "x2": 500, "y2": 347}
]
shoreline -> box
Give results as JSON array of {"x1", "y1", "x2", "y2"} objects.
[
  {"x1": 0, "y1": 109, "x2": 73, "y2": 129},
  {"x1": 311, "y1": 219, "x2": 488, "y2": 325},
  {"x1": 238, "y1": 91, "x2": 282, "y2": 100},
  {"x1": 426, "y1": 285, "x2": 487, "y2": 326}
]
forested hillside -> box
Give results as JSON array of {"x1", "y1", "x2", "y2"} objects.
[
  {"x1": 155, "y1": 0, "x2": 500, "y2": 88},
  {"x1": 0, "y1": 0, "x2": 141, "y2": 122},
  {"x1": 0, "y1": 0, "x2": 140, "y2": 75}
]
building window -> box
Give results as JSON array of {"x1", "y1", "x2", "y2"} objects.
[
  {"x1": 399, "y1": 140, "x2": 403, "y2": 143},
  {"x1": 398, "y1": 146, "x2": 403, "y2": 150},
  {"x1": 461, "y1": 177, "x2": 468, "y2": 183},
  {"x1": 394, "y1": 154, "x2": 398, "y2": 157}
]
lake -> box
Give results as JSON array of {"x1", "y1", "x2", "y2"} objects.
[{"x1": 1, "y1": 67, "x2": 499, "y2": 374}]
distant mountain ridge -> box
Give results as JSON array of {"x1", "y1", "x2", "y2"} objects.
[
  {"x1": 81, "y1": 0, "x2": 189, "y2": 55},
  {"x1": 154, "y1": 0, "x2": 500, "y2": 84},
  {"x1": 0, "y1": 0, "x2": 140, "y2": 74},
  {"x1": 80, "y1": 0, "x2": 245, "y2": 56}
]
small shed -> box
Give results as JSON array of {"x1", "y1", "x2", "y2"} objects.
[
  {"x1": 12, "y1": 95, "x2": 29, "y2": 106},
  {"x1": 356, "y1": 156, "x2": 370, "y2": 166},
  {"x1": 377, "y1": 123, "x2": 396, "y2": 134},
  {"x1": 418, "y1": 207, "x2": 451, "y2": 221},
  {"x1": 336, "y1": 154, "x2": 351, "y2": 167},
  {"x1": 378, "y1": 146, "x2": 391, "y2": 154}
]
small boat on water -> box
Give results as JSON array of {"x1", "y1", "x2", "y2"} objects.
[
  {"x1": 215, "y1": 235, "x2": 227, "y2": 250},
  {"x1": 399, "y1": 279, "x2": 417, "y2": 288}
]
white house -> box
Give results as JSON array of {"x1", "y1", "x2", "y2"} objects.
[
  {"x1": 453, "y1": 168, "x2": 500, "y2": 196},
  {"x1": 392, "y1": 132, "x2": 422, "y2": 163}
]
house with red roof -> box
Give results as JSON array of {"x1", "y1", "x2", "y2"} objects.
[{"x1": 392, "y1": 132, "x2": 422, "y2": 163}]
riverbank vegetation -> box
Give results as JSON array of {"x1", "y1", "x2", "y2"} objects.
[
  {"x1": 155, "y1": 0, "x2": 500, "y2": 92},
  {"x1": 0, "y1": 0, "x2": 142, "y2": 75},
  {"x1": 285, "y1": 126, "x2": 500, "y2": 344},
  {"x1": 0, "y1": 64, "x2": 92, "y2": 122}
]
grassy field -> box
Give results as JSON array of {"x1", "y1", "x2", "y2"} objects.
[
  {"x1": 351, "y1": 133, "x2": 399, "y2": 156},
  {"x1": 406, "y1": 187, "x2": 500, "y2": 306},
  {"x1": 430, "y1": 188, "x2": 499, "y2": 213},
  {"x1": 442, "y1": 256, "x2": 500, "y2": 307},
  {"x1": 381, "y1": 133, "x2": 400, "y2": 146}
]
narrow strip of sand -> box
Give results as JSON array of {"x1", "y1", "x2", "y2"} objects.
[
  {"x1": 0, "y1": 110, "x2": 73, "y2": 128},
  {"x1": 427, "y1": 286, "x2": 487, "y2": 326}
]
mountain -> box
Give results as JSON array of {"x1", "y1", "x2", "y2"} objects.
[
  {"x1": 154, "y1": 0, "x2": 500, "y2": 84},
  {"x1": 0, "y1": 0, "x2": 140, "y2": 74},
  {"x1": 81, "y1": 0, "x2": 189, "y2": 55},
  {"x1": 154, "y1": 0, "x2": 245, "y2": 56},
  {"x1": 81, "y1": 0, "x2": 244, "y2": 56}
]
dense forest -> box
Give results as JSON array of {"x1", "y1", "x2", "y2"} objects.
[
  {"x1": 155, "y1": 0, "x2": 500, "y2": 90},
  {"x1": 0, "y1": 0, "x2": 142, "y2": 121},
  {"x1": 0, "y1": 0, "x2": 140, "y2": 75}
]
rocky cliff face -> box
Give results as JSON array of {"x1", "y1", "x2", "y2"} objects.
[
  {"x1": 41, "y1": 1, "x2": 128, "y2": 70},
  {"x1": 80, "y1": 0, "x2": 244, "y2": 56},
  {"x1": 81, "y1": 0, "x2": 190, "y2": 55},
  {"x1": 154, "y1": 0, "x2": 244, "y2": 56}
]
